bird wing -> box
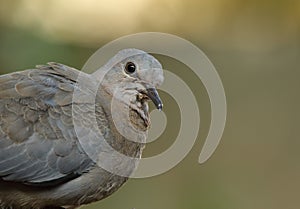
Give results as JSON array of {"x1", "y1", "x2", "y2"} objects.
[{"x1": 0, "y1": 63, "x2": 96, "y2": 186}]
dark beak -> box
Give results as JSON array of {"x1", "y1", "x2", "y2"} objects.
[{"x1": 146, "y1": 87, "x2": 163, "y2": 111}]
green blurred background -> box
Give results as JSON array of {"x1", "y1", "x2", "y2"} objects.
[{"x1": 0, "y1": 0, "x2": 299, "y2": 209}]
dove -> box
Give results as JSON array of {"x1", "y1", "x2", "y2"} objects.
[{"x1": 0, "y1": 48, "x2": 164, "y2": 209}]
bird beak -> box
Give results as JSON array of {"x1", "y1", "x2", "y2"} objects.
[{"x1": 145, "y1": 87, "x2": 163, "y2": 111}]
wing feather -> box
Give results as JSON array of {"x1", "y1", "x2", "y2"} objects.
[{"x1": 0, "y1": 63, "x2": 96, "y2": 186}]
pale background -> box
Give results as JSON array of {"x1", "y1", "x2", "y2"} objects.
[{"x1": 0, "y1": 0, "x2": 299, "y2": 209}]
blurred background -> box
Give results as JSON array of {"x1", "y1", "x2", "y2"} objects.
[{"x1": 0, "y1": 0, "x2": 299, "y2": 209}]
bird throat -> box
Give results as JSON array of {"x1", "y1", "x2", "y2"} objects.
[{"x1": 129, "y1": 101, "x2": 150, "y2": 131}]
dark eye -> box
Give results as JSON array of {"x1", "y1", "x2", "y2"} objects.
[{"x1": 125, "y1": 62, "x2": 136, "y2": 74}]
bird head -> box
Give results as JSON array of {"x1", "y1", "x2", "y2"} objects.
[{"x1": 94, "y1": 49, "x2": 164, "y2": 121}]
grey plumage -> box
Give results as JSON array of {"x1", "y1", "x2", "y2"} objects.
[{"x1": 0, "y1": 49, "x2": 164, "y2": 209}]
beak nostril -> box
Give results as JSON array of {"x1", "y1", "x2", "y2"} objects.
[{"x1": 137, "y1": 87, "x2": 162, "y2": 110}]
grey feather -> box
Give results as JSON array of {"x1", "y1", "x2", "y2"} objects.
[
  {"x1": 0, "y1": 48, "x2": 164, "y2": 209},
  {"x1": 0, "y1": 65, "x2": 94, "y2": 186}
]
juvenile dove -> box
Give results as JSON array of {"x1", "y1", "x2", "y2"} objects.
[{"x1": 0, "y1": 49, "x2": 164, "y2": 209}]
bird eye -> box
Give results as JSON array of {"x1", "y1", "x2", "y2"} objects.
[{"x1": 125, "y1": 62, "x2": 136, "y2": 74}]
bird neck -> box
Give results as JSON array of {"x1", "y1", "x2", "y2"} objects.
[{"x1": 94, "y1": 96, "x2": 146, "y2": 159}]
